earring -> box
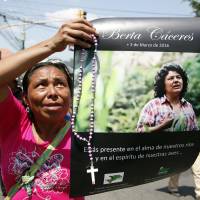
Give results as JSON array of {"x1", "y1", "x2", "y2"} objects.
[{"x1": 26, "y1": 106, "x2": 30, "y2": 113}]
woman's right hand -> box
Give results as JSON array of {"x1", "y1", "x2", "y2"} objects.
[
  {"x1": 160, "y1": 113, "x2": 174, "y2": 130},
  {"x1": 49, "y1": 18, "x2": 97, "y2": 52},
  {"x1": 149, "y1": 113, "x2": 174, "y2": 132}
]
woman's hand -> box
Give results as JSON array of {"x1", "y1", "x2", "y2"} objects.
[
  {"x1": 49, "y1": 18, "x2": 97, "y2": 52},
  {"x1": 148, "y1": 113, "x2": 174, "y2": 132},
  {"x1": 160, "y1": 114, "x2": 174, "y2": 130},
  {"x1": 0, "y1": 18, "x2": 97, "y2": 96}
]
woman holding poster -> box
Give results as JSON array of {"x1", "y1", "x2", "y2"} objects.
[
  {"x1": 137, "y1": 63, "x2": 198, "y2": 196},
  {"x1": 0, "y1": 18, "x2": 97, "y2": 200}
]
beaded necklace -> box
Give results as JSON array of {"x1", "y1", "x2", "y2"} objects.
[{"x1": 71, "y1": 35, "x2": 98, "y2": 185}]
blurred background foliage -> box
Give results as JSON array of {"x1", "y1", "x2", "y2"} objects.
[
  {"x1": 73, "y1": 51, "x2": 200, "y2": 133},
  {"x1": 186, "y1": 0, "x2": 200, "y2": 16}
]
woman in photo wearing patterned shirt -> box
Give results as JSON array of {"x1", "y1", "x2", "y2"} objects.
[
  {"x1": 137, "y1": 63, "x2": 198, "y2": 133},
  {"x1": 137, "y1": 63, "x2": 198, "y2": 197}
]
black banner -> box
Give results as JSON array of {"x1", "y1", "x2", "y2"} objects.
[
  {"x1": 93, "y1": 18, "x2": 200, "y2": 52},
  {"x1": 70, "y1": 18, "x2": 200, "y2": 197},
  {"x1": 70, "y1": 131, "x2": 200, "y2": 196}
]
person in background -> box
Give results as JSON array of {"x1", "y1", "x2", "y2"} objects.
[
  {"x1": 137, "y1": 63, "x2": 198, "y2": 197},
  {"x1": 192, "y1": 153, "x2": 200, "y2": 200},
  {"x1": 0, "y1": 48, "x2": 23, "y2": 197},
  {"x1": 0, "y1": 18, "x2": 97, "y2": 200},
  {"x1": 0, "y1": 48, "x2": 22, "y2": 100}
]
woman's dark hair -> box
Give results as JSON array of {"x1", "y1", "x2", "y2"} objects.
[
  {"x1": 22, "y1": 59, "x2": 72, "y2": 95},
  {"x1": 154, "y1": 63, "x2": 188, "y2": 98}
]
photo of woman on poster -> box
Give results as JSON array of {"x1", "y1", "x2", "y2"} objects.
[
  {"x1": 136, "y1": 63, "x2": 198, "y2": 133},
  {"x1": 136, "y1": 63, "x2": 199, "y2": 196}
]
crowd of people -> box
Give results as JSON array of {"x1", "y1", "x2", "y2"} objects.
[{"x1": 0, "y1": 16, "x2": 199, "y2": 200}]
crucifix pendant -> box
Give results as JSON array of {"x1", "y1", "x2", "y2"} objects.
[{"x1": 87, "y1": 164, "x2": 98, "y2": 185}]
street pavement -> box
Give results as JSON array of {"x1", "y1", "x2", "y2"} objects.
[
  {"x1": 86, "y1": 170, "x2": 196, "y2": 200},
  {"x1": 0, "y1": 169, "x2": 196, "y2": 200}
]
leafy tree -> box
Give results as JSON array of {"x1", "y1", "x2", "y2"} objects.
[
  {"x1": 183, "y1": 55, "x2": 200, "y2": 116},
  {"x1": 107, "y1": 65, "x2": 157, "y2": 133},
  {"x1": 186, "y1": 0, "x2": 200, "y2": 16}
]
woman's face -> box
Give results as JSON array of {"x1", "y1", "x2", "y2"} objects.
[
  {"x1": 25, "y1": 65, "x2": 71, "y2": 123},
  {"x1": 164, "y1": 70, "x2": 183, "y2": 97}
]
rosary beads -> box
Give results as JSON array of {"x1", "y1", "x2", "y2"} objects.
[{"x1": 71, "y1": 35, "x2": 98, "y2": 185}]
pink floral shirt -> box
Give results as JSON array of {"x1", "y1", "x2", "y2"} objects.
[
  {"x1": 0, "y1": 89, "x2": 84, "y2": 200},
  {"x1": 137, "y1": 96, "x2": 198, "y2": 132}
]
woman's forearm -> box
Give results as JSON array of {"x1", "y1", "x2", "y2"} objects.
[
  {"x1": 147, "y1": 118, "x2": 174, "y2": 132},
  {"x1": 148, "y1": 124, "x2": 164, "y2": 132},
  {"x1": 0, "y1": 38, "x2": 56, "y2": 87},
  {"x1": 0, "y1": 19, "x2": 96, "y2": 88}
]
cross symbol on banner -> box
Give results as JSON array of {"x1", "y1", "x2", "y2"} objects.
[{"x1": 87, "y1": 164, "x2": 98, "y2": 185}]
